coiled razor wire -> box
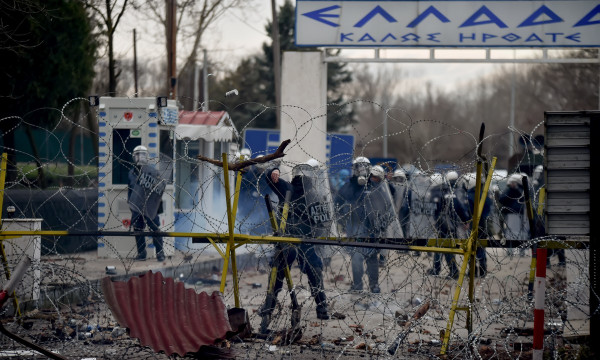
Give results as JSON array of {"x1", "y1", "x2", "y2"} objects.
[{"x1": 0, "y1": 97, "x2": 593, "y2": 359}]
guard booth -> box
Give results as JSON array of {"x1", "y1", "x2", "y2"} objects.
[
  {"x1": 95, "y1": 97, "x2": 177, "y2": 259},
  {"x1": 173, "y1": 111, "x2": 239, "y2": 251}
]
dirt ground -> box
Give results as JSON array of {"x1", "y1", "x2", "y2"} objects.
[{"x1": 0, "y1": 245, "x2": 591, "y2": 359}]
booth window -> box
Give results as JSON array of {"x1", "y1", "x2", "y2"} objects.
[
  {"x1": 175, "y1": 140, "x2": 200, "y2": 209},
  {"x1": 112, "y1": 129, "x2": 141, "y2": 185}
]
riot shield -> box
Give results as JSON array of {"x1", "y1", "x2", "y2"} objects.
[
  {"x1": 390, "y1": 182, "x2": 408, "y2": 219},
  {"x1": 128, "y1": 164, "x2": 167, "y2": 219},
  {"x1": 237, "y1": 165, "x2": 272, "y2": 235},
  {"x1": 363, "y1": 180, "x2": 404, "y2": 239},
  {"x1": 290, "y1": 165, "x2": 337, "y2": 241},
  {"x1": 335, "y1": 178, "x2": 369, "y2": 239},
  {"x1": 406, "y1": 174, "x2": 437, "y2": 239}
]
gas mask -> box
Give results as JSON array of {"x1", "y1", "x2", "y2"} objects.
[
  {"x1": 353, "y1": 162, "x2": 370, "y2": 186},
  {"x1": 132, "y1": 145, "x2": 149, "y2": 166}
]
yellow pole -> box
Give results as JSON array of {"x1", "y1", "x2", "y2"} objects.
[
  {"x1": 0, "y1": 153, "x2": 21, "y2": 317},
  {"x1": 278, "y1": 191, "x2": 292, "y2": 234},
  {"x1": 537, "y1": 188, "x2": 546, "y2": 216},
  {"x1": 441, "y1": 157, "x2": 496, "y2": 354},
  {"x1": 229, "y1": 160, "x2": 244, "y2": 308},
  {"x1": 467, "y1": 162, "x2": 482, "y2": 332},
  {"x1": 220, "y1": 153, "x2": 241, "y2": 307},
  {"x1": 231, "y1": 158, "x2": 244, "y2": 222},
  {"x1": 219, "y1": 155, "x2": 233, "y2": 290}
]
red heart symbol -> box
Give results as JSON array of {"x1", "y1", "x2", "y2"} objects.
[
  {"x1": 122, "y1": 219, "x2": 131, "y2": 228},
  {"x1": 124, "y1": 112, "x2": 133, "y2": 121}
]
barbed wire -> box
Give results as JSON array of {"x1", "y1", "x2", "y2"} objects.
[{"x1": 0, "y1": 96, "x2": 593, "y2": 359}]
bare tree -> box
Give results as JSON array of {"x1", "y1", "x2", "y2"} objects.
[
  {"x1": 134, "y1": 0, "x2": 249, "y2": 108},
  {"x1": 85, "y1": 0, "x2": 130, "y2": 96}
]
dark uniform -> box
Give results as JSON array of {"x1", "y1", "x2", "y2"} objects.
[
  {"x1": 128, "y1": 163, "x2": 166, "y2": 261},
  {"x1": 462, "y1": 187, "x2": 492, "y2": 277},
  {"x1": 428, "y1": 183, "x2": 467, "y2": 278},
  {"x1": 262, "y1": 167, "x2": 329, "y2": 320}
]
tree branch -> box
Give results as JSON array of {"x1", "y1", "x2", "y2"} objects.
[{"x1": 196, "y1": 139, "x2": 291, "y2": 171}]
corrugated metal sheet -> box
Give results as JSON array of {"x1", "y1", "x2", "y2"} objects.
[
  {"x1": 544, "y1": 111, "x2": 594, "y2": 236},
  {"x1": 102, "y1": 271, "x2": 232, "y2": 356},
  {"x1": 179, "y1": 111, "x2": 226, "y2": 126}
]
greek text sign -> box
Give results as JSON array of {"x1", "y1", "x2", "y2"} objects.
[{"x1": 295, "y1": 1, "x2": 600, "y2": 47}]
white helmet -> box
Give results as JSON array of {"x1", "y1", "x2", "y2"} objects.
[
  {"x1": 507, "y1": 173, "x2": 523, "y2": 187},
  {"x1": 430, "y1": 173, "x2": 444, "y2": 187},
  {"x1": 391, "y1": 169, "x2": 406, "y2": 183},
  {"x1": 352, "y1": 156, "x2": 371, "y2": 185},
  {"x1": 232, "y1": 151, "x2": 241, "y2": 162},
  {"x1": 306, "y1": 158, "x2": 319, "y2": 168},
  {"x1": 292, "y1": 163, "x2": 313, "y2": 178},
  {"x1": 532, "y1": 165, "x2": 543, "y2": 186},
  {"x1": 370, "y1": 165, "x2": 385, "y2": 180},
  {"x1": 461, "y1": 173, "x2": 477, "y2": 190},
  {"x1": 353, "y1": 156, "x2": 370, "y2": 165},
  {"x1": 445, "y1": 171, "x2": 459, "y2": 183},
  {"x1": 240, "y1": 148, "x2": 251, "y2": 159},
  {"x1": 133, "y1": 145, "x2": 149, "y2": 165}
]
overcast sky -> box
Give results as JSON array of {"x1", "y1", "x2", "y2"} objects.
[{"x1": 111, "y1": 1, "x2": 545, "y2": 93}]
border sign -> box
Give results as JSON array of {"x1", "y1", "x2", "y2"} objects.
[{"x1": 296, "y1": 1, "x2": 600, "y2": 47}]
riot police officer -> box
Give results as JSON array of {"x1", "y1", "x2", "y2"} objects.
[
  {"x1": 260, "y1": 161, "x2": 330, "y2": 321},
  {"x1": 127, "y1": 145, "x2": 166, "y2": 261},
  {"x1": 427, "y1": 171, "x2": 466, "y2": 278},
  {"x1": 350, "y1": 165, "x2": 404, "y2": 293},
  {"x1": 335, "y1": 157, "x2": 371, "y2": 291},
  {"x1": 458, "y1": 173, "x2": 492, "y2": 277},
  {"x1": 499, "y1": 173, "x2": 530, "y2": 256}
]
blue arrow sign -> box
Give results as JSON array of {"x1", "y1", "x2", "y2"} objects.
[
  {"x1": 518, "y1": 5, "x2": 564, "y2": 27},
  {"x1": 302, "y1": 5, "x2": 341, "y2": 27},
  {"x1": 574, "y1": 4, "x2": 600, "y2": 27},
  {"x1": 354, "y1": 5, "x2": 397, "y2": 28}
]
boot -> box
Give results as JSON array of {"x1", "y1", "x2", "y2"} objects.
[
  {"x1": 308, "y1": 268, "x2": 329, "y2": 320},
  {"x1": 316, "y1": 300, "x2": 329, "y2": 320}
]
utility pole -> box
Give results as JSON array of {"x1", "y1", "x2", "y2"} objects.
[
  {"x1": 508, "y1": 51, "x2": 516, "y2": 168},
  {"x1": 271, "y1": 0, "x2": 281, "y2": 128},
  {"x1": 383, "y1": 104, "x2": 388, "y2": 158},
  {"x1": 133, "y1": 29, "x2": 138, "y2": 97},
  {"x1": 166, "y1": 0, "x2": 177, "y2": 99},
  {"x1": 193, "y1": 56, "x2": 200, "y2": 111},
  {"x1": 203, "y1": 49, "x2": 209, "y2": 111}
]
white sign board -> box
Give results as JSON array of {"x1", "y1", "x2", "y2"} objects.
[{"x1": 295, "y1": 1, "x2": 600, "y2": 47}]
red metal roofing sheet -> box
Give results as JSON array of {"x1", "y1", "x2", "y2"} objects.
[
  {"x1": 178, "y1": 111, "x2": 226, "y2": 126},
  {"x1": 102, "y1": 271, "x2": 232, "y2": 356}
]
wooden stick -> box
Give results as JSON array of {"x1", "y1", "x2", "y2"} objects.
[{"x1": 197, "y1": 139, "x2": 291, "y2": 171}]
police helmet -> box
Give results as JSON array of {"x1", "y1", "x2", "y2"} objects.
[
  {"x1": 430, "y1": 173, "x2": 444, "y2": 187},
  {"x1": 352, "y1": 156, "x2": 371, "y2": 177},
  {"x1": 391, "y1": 169, "x2": 407, "y2": 183},
  {"x1": 133, "y1": 145, "x2": 149, "y2": 165},
  {"x1": 353, "y1": 156, "x2": 370, "y2": 165},
  {"x1": 445, "y1": 171, "x2": 459, "y2": 183},
  {"x1": 306, "y1": 158, "x2": 320, "y2": 168},
  {"x1": 507, "y1": 173, "x2": 524, "y2": 187},
  {"x1": 240, "y1": 148, "x2": 251, "y2": 159},
  {"x1": 370, "y1": 165, "x2": 385, "y2": 180},
  {"x1": 292, "y1": 163, "x2": 314, "y2": 178},
  {"x1": 461, "y1": 173, "x2": 477, "y2": 190}
]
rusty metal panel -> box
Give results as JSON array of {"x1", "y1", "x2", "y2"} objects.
[
  {"x1": 102, "y1": 271, "x2": 232, "y2": 357},
  {"x1": 544, "y1": 111, "x2": 595, "y2": 236}
]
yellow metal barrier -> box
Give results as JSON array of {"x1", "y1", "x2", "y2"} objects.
[
  {"x1": 0, "y1": 149, "x2": 576, "y2": 353},
  {"x1": 440, "y1": 156, "x2": 497, "y2": 354},
  {"x1": 0, "y1": 153, "x2": 22, "y2": 317}
]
